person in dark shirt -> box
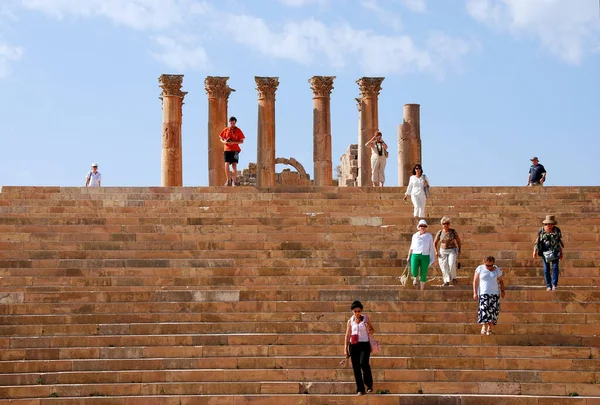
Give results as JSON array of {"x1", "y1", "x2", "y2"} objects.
[{"x1": 527, "y1": 157, "x2": 546, "y2": 186}]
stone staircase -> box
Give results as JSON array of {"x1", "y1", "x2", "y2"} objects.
[{"x1": 0, "y1": 185, "x2": 599, "y2": 404}]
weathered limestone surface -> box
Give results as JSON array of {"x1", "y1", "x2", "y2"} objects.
[
  {"x1": 338, "y1": 144, "x2": 358, "y2": 186},
  {"x1": 255, "y1": 77, "x2": 279, "y2": 188},
  {"x1": 309, "y1": 76, "x2": 335, "y2": 186},
  {"x1": 356, "y1": 77, "x2": 384, "y2": 186},
  {"x1": 205, "y1": 77, "x2": 235, "y2": 186},
  {"x1": 159, "y1": 74, "x2": 187, "y2": 187},
  {"x1": 398, "y1": 103, "x2": 421, "y2": 187}
]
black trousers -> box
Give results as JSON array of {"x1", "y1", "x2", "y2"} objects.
[{"x1": 349, "y1": 341, "x2": 373, "y2": 393}]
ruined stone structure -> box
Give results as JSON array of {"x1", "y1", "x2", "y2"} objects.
[
  {"x1": 237, "y1": 158, "x2": 310, "y2": 186},
  {"x1": 308, "y1": 76, "x2": 335, "y2": 186},
  {"x1": 255, "y1": 77, "x2": 279, "y2": 188},
  {"x1": 398, "y1": 103, "x2": 422, "y2": 187},
  {"x1": 338, "y1": 144, "x2": 358, "y2": 186},
  {"x1": 158, "y1": 74, "x2": 187, "y2": 187},
  {"x1": 356, "y1": 77, "x2": 384, "y2": 186},
  {"x1": 158, "y1": 74, "x2": 424, "y2": 188},
  {"x1": 204, "y1": 76, "x2": 235, "y2": 187}
]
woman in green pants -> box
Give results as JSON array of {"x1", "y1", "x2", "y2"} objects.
[{"x1": 407, "y1": 219, "x2": 436, "y2": 290}]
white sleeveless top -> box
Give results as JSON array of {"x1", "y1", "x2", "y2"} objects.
[{"x1": 350, "y1": 315, "x2": 370, "y2": 342}]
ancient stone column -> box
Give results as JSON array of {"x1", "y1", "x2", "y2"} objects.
[
  {"x1": 204, "y1": 77, "x2": 235, "y2": 186},
  {"x1": 398, "y1": 104, "x2": 421, "y2": 187},
  {"x1": 159, "y1": 74, "x2": 187, "y2": 187},
  {"x1": 308, "y1": 76, "x2": 335, "y2": 186},
  {"x1": 356, "y1": 77, "x2": 384, "y2": 186},
  {"x1": 255, "y1": 77, "x2": 279, "y2": 188}
]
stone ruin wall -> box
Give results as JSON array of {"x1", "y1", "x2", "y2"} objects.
[
  {"x1": 337, "y1": 144, "x2": 358, "y2": 187},
  {"x1": 237, "y1": 159, "x2": 311, "y2": 186}
]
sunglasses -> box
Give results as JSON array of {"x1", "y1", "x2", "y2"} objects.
[
  {"x1": 442, "y1": 222, "x2": 450, "y2": 225},
  {"x1": 415, "y1": 168, "x2": 422, "y2": 170},
  {"x1": 418, "y1": 225, "x2": 427, "y2": 228}
]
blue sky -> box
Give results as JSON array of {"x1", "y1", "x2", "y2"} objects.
[{"x1": 0, "y1": 0, "x2": 598, "y2": 187}]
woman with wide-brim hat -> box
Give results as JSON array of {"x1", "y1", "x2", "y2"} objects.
[
  {"x1": 407, "y1": 219, "x2": 436, "y2": 290},
  {"x1": 533, "y1": 215, "x2": 564, "y2": 291}
]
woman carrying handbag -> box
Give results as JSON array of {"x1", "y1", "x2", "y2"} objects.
[{"x1": 344, "y1": 300, "x2": 376, "y2": 395}]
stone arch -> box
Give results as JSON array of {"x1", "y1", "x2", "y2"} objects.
[
  {"x1": 275, "y1": 157, "x2": 311, "y2": 185},
  {"x1": 275, "y1": 157, "x2": 309, "y2": 179}
]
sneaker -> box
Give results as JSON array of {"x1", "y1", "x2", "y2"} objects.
[
  {"x1": 413, "y1": 278, "x2": 418, "y2": 286},
  {"x1": 224, "y1": 180, "x2": 232, "y2": 187},
  {"x1": 357, "y1": 392, "x2": 365, "y2": 396},
  {"x1": 443, "y1": 282, "x2": 450, "y2": 287},
  {"x1": 546, "y1": 287, "x2": 552, "y2": 291},
  {"x1": 366, "y1": 388, "x2": 373, "y2": 394},
  {"x1": 552, "y1": 285, "x2": 558, "y2": 291},
  {"x1": 481, "y1": 325, "x2": 487, "y2": 335}
]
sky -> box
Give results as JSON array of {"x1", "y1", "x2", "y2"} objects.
[{"x1": 0, "y1": 0, "x2": 599, "y2": 187}]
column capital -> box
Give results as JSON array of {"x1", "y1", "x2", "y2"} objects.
[
  {"x1": 204, "y1": 76, "x2": 235, "y2": 99},
  {"x1": 308, "y1": 76, "x2": 336, "y2": 98},
  {"x1": 356, "y1": 77, "x2": 384, "y2": 98},
  {"x1": 159, "y1": 74, "x2": 187, "y2": 98},
  {"x1": 255, "y1": 76, "x2": 280, "y2": 101}
]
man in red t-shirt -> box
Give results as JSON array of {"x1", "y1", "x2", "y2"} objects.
[{"x1": 219, "y1": 116, "x2": 245, "y2": 186}]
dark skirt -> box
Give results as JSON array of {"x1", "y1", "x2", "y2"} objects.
[{"x1": 478, "y1": 294, "x2": 500, "y2": 325}]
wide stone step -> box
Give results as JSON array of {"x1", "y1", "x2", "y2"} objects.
[
  {"x1": 0, "y1": 394, "x2": 597, "y2": 405},
  {"x1": 4, "y1": 333, "x2": 599, "y2": 350},
  {"x1": 5, "y1": 265, "x2": 597, "y2": 278},
  {"x1": 3, "y1": 300, "x2": 600, "y2": 316},
  {"x1": 1, "y1": 276, "x2": 597, "y2": 290},
  {"x1": 2, "y1": 367, "x2": 600, "y2": 386},
  {"x1": 1, "y1": 310, "x2": 598, "y2": 326},
  {"x1": 3, "y1": 321, "x2": 600, "y2": 337},
  {"x1": 3, "y1": 344, "x2": 599, "y2": 362},
  {"x1": 3, "y1": 288, "x2": 600, "y2": 303},
  {"x1": 2, "y1": 380, "x2": 600, "y2": 398}
]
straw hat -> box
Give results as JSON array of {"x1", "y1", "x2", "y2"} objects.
[{"x1": 542, "y1": 215, "x2": 557, "y2": 225}]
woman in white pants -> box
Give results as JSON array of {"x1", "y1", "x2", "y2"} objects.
[
  {"x1": 434, "y1": 216, "x2": 462, "y2": 286},
  {"x1": 365, "y1": 131, "x2": 388, "y2": 187},
  {"x1": 403, "y1": 164, "x2": 429, "y2": 217}
]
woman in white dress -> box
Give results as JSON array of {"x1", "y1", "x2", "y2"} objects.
[{"x1": 403, "y1": 164, "x2": 429, "y2": 218}]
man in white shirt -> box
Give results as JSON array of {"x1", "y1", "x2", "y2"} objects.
[{"x1": 85, "y1": 163, "x2": 102, "y2": 187}]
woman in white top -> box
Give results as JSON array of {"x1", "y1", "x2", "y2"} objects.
[
  {"x1": 403, "y1": 164, "x2": 429, "y2": 217},
  {"x1": 344, "y1": 300, "x2": 375, "y2": 395},
  {"x1": 365, "y1": 131, "x2": 388, "y2": 187},
  {"x1": 473, "y1": 256, "x2": 506, "y2": 335},
  {"x1": 407, "y1": 219, "x2": 436, "y2": 290}
]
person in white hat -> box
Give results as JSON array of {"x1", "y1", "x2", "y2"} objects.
[
  {"x1": 85, "y1": 163, "x2": 102, "y2": 187},
  {"x1": 533, "y1": 215, "x2": 564, "y2": 291},
  {"x1": 406, "y1": 219, "x2": 436, "y2": 290}
]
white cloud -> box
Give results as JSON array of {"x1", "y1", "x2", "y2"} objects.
[
  {"x1": 0, "y1": 41, "x2": 24, "y2": 79},
  {"x1": 361, "y1": 0, "x2": 403, "y2": 30},
  {"x1": 466, "y1": 0, "x2": 600, "y2": 64},
  {"x1": 400, "y1": 0, "x2": 427, "y2": 13},
  {"x1": 20, "y1": 0, "x2": 205, "y2": 30},
  {"x1": 216, "y1": 15, "x2": 471, "y2": 76},
  {"x1": 151, "y1": 35, "x2": 209, "y2": 71}
]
